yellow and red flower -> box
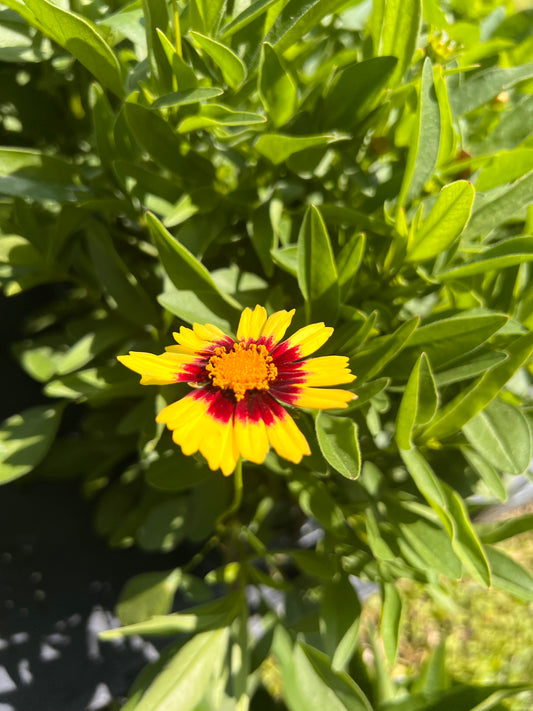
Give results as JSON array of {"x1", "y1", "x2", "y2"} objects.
[{"x1": 118, "y1": 305, "x2": 355, "y2": 475}]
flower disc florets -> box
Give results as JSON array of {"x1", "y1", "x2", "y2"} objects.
[{"x1": 206, "y1": 342, "x2": 278, "y2": 401}]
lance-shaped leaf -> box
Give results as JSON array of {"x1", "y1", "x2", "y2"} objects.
[
  {"x1": 450, "y1": 62, "x2": 533, "y2": 116},
  {"x1": 297, "y1": 205, "x2": 339, "y2": 323},
  {"x1": 321, "y1": 56, "x2": 397, "y2": 130},
  {"x1": 255, "y1": 134, "x2": 341, "y2": 165},
  {"x1": 485, "y1": 546, "x2": 533, "y2": 602},
  {"x1": 406, "y1": 181, "x2": 475, "y2": 263},
  {"x1": 221, "y1": 0, "x2": 280, "y2": 38},
  {"x1": 421, "y1": 330, "x2": 533, "y2": 441},
  {"x1": 378, "y1": 0, "x2": 421, "y2": 85},
  {"x1": 398, "y1": 57, "x2": 441, "y2": 206},
  {"x1": 178, "y1": 104, "x2": 265, "y2": 132},
  {"x1": 463, "y1": 399, "x2": 531, "y2": 476},
  {"x1": 259, "y1": 42, "x2": 297, "y2": 127},
  {"x1": 439, "y1": 235, "x2": 533, "y2": 279},
  {"x1": 190, "y1": 31, "x2": 246, "y2": 89},
  {"x1": 146, "y1": 212, "x2": 240, "y2": 329},
  {"x1": 380, "y1": 583, "x2": 402, "y2": 666},
  {"x1": 127, "y1": 627, "x2": 229, "y2": 711},
  {"x1": 464, "y1": 170, "x2": 533, "y2": 238},
  {"x1": 0, "y1": 404, "x2": 64, "y2": 485},
  {"x1": 396, "y1": 353, "x2": 438, "y2": 449},
  {"x1": 22, "y1": 0, "x2": 123, "y2": 96},
  {"x1": 316, "y1": 413, "x2": 361, "y2": 480},
  {"x1": 349, "y1": 317, "x2": 419, "y2": 381},
  {"x1": 273, "y1": 627, "x2": 373, "y2": 711},
  {"x1": 336, "y1": 233, "x2": 365, "y2": 301}
]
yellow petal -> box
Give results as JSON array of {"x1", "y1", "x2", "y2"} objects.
[
  {"x1": 266, "y1": 411, "x2": 310, "y2": 463},
  {"x1": 301, "y1": 356, "x2": 356, "y2": 386},
  {"x1": 237, "y1": 305, "x2": 268, "y2": 341},
  {"x1": 283, "y1": 323, "x2": 333, "y2": 359},
  {"x1": 234, "y1": 414, "x2": 270, "y2": 465},
  {"x1": 156, "y1": 392, "x2": 208, "y2": 428},
  {"x1": 193, "y1": 322, "x2": 226, "y2": 341},
  {"x1": 118, "y1": 352, "x2": 195, "y2": 385},
  {"x1": 172, "y1": 326, "x2": 212, "y2": 354},
  {"x1": 260, "y1": 309, "x2": 295, "y2": 345},
  {"x1": 294, "y1": 387, "x2": 356, "y2": 409},
  {"x1": 199, "y1": 417, "x2": 239, "y2": 475}
]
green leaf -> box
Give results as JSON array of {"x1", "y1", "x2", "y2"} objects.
[
  {"x1": 400, "y1": 447, "x2": 445, "y2": 508},
  {"x1": 439, "y1": 235, "x2": 533, "y2": 279},
  {"x1": 406, "y1": 181, "x2": 475, "y2": 263},
  {"x1": 221, "y1": 0, "x2": 280, "y2": 38},
  {"x1": 270, "y1": 244, "x2": 298, "y2": 276},
  {"x1": 396, "y1": 505, "x2": 462, "y2": 579},
  {"x1": 396, "y1": 353, "x2": 438, "y2": 449},
  {"x1": 315, "y1": 412, "x2": 361, "y2": 480},
  {"x1": 259, "y1": 42, "x2": 297, "y2": 127},
  {"x1": 0, "y1": 148, "x2": 84, "y2": 202},
  {"x1": 101, "y1": 593, "x2": 240, "y2": 639},
  {"x1": 440, "y1": 482, "x2": 491, "y2": 587},
  {"x1": 116, "y1": 569, "x2": 182, "y2": 625},
  {"x1": 156, "y1": 29, "x2": 198, "y2": 90},
  {"x1": 0, "y1": 404, "x2": 64, "y2": 485},
  {"x1": 151, "y1": 87, "x2": 224, "y2": 109},
  {"x1": 190, "y1": 31, "x2": 246, "y2": 89},
  {"x1": 450, "y1": 62, "x2": 533, "y2": 116},
  {"x1": 349, "y1": 317, "x2": 419, "y2": 381},
  {"x1": 273, "y1": 627, "x2": 373, "y2": 711},
  {"x1": 378, "y1": 0, "x2": 421, "y2": 84},
  {"x1": 137, "y1": 497, "x2": 190, "y2": 552},
  {"x1": 189, "y1": 0, "x2": 226, "y2": 35},
  {"x1": 422, "y1": 330, "x2": 533, "y2": 441},
  {"x1": 262, "y1": 0, "x2": 350, "y2": 59},
  {"x1": 86, "y1": 221, "x2": 158, "y2": 327},
  {"x1": 434, "y1": 351, "x2": 507, "y2": 387},
  {"x1": 474, "y1": 149, "x2": 533, "y2": 192},
  {"x1": 142, "y1": 0, "x2": 171, "y2": 91},
  {"x1": 464, "y1": 170, "x2": 533, "y2": 238},
  {"x1": 297, "y1": 205, "x2": 339, "y2": 322},
  {"x1": 347, "y1": 378, "x2": 389, "y2": 410},
  {"x1": 336, "y1": 233, "x2": 365, "y2": 302},
  {"x1": 145, "y1": 452, "x2": 215, "y2": 492},
  {"x1": 398, "y1": 57, "x2": 441, "y2": 206},
  {"x1": 146, "y1": 212, "x2": 240, "y2": 329},
  {"x1": 320, "y1": 577, "x2": 361, "y2": 672},
  {"x1": 255, "y1": 133, "x2": 340, "y2": 165},
  {"x1": 123, "y1": 101, "x2": 214, "y2": 182},
  {"x1": 484, "y1": 546, "x2": 533, "y2": 602},
  {"x1": 22, "y1": 0, "x2": 123, "y2": 96},
  {"x1": 380, "y1": 583, "x2": 402, "y2": 666},
  {"x1": 400, "y1": 451, "x2": 490, "y2": 585},
  {"x1": 125, "y1": 627, "x2": 229, "y2": 711},
  {"x1": 390, "y1": 312, "x2": 508, "y2": 375},
  {"x1": 178, "y1": 104, "x2": 266, "y2": 132},
  {"x1": 461, "y1": 446, "x2": 507, "y2": 502},
  {"x1": 322, "y1": 56, "x2": 398, "y2": 130},
  {"x1": 462, "y1": 399, "x2": 531, "y2": 475},
  {"x1": 476, "y1": 513, "x2": 533, "y2": 544}
]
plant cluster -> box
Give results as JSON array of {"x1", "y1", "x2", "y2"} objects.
[{"x1": 1, "y1": 0, "x2": 533, "y2": 708}]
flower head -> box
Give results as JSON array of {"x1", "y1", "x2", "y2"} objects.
[{"x1": 118, "y1": 306, "x2": 355, "y2": 475}]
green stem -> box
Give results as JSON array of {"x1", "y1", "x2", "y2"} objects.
[
  {"x1": 216, "y1": 458, "x2": 243, "y2": 529},
  {"x1": 182, "y1": 460, "x2": 244, "y2": 574}
]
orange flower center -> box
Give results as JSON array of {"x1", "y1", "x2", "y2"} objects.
[{"x1": 206, "y1": 342, "x2": 278, "y2": 401}]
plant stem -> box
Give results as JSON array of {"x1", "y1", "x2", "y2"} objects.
[{"x1": 216, "y1": 458, "x2": 243, "y2": 529}]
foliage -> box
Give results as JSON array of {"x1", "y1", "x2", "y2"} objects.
[{"x1": 1, "y1": 0, "x2": 533, "y2": 708}]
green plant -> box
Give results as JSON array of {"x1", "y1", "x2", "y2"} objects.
[{"x1": 1, "y1": 0, "x2": 533, "y2": 708}]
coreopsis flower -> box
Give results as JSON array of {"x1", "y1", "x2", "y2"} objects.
[{"x1": 118, "y1": 305, "x2": 355, "y2": 475}]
